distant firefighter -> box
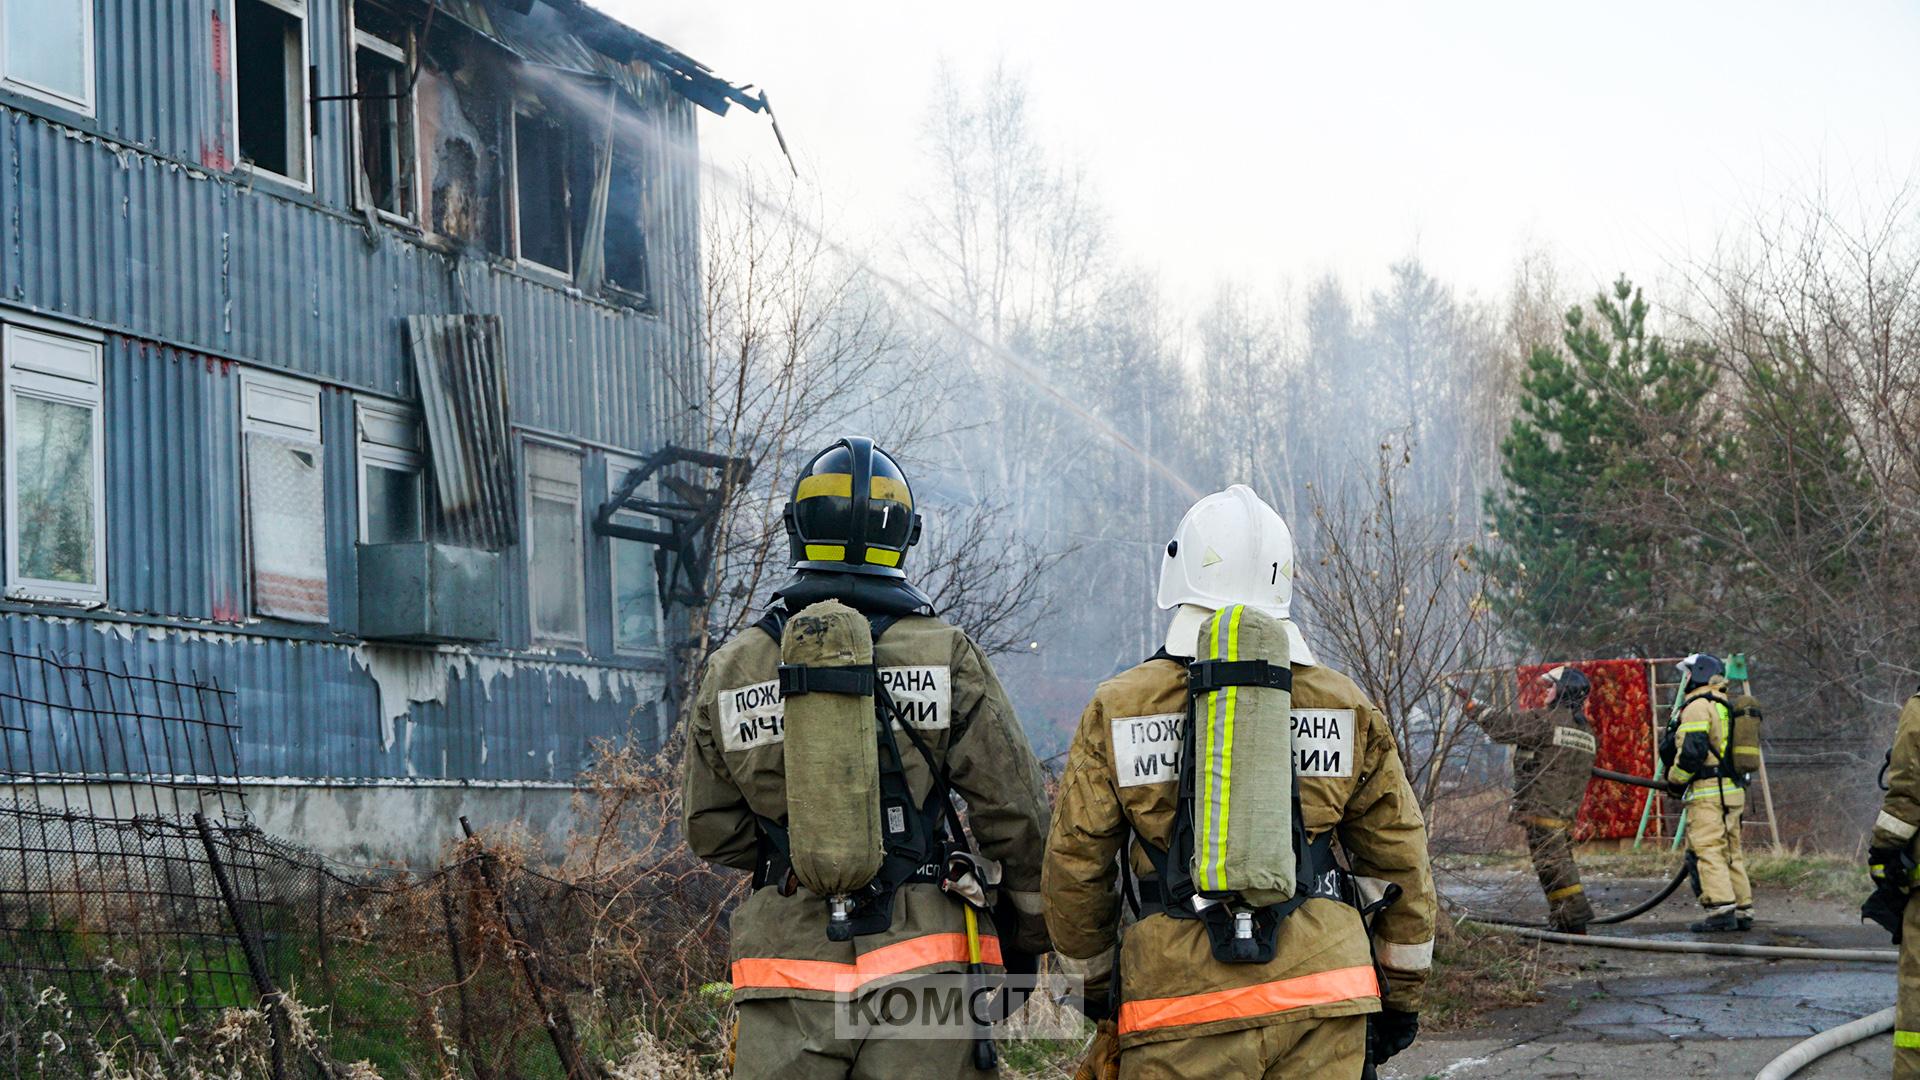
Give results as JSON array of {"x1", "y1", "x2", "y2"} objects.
[
  {"x1": 1865, "y1": 687, "x2": 1920, "y2": 1077},
  {"x1": 1661, "y1": 654, "x2": 1755, "y2": 933},
  {"x1": 1464, "y1": 666, "x2": 1598, "y2": 932}
]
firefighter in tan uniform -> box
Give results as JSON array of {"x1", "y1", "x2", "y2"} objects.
[
  {"x1": 1464, "y1": 666, "x2": 1597, "y2": 932},
  {"x1": 1044, "y1": 486, "x2": 1435, "y2": 1079},
  {"x1": 1662, "y1": 653, "x2": 1753, "y2": 933},
  {"x1": 1866, "y1": 690, "x2": 1920, "y2": 1076},
  {"x1": 682, "y1": 438, "x2": 1051, "y2": 1080}
]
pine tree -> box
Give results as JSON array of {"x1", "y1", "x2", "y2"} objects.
[{"x1": 1482, "y1": 277, "x2": 1716, "y2": 655}]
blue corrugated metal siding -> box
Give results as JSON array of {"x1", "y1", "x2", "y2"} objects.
[
  {"x1": 0, "y1": 613, "x2": 663, "y2": 782},
  {"x1": 106, "y1": 339, "x2": 245, "y2": 622},
  {"x1": 0, "y1": 1, "x2": 703, "y2": 787},
  {"x1": 0, "y1": 36, "x2": 703, "y2": 450}
]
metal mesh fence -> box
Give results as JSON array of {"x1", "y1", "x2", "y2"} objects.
[{"x1": 0, "y1": 646, "x2": 739, "y2": 1078}]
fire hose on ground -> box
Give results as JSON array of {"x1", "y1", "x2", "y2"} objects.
[
  {"x1": 1457, "y1": 766, "x2": 1902, "y2": 1076},
  {"x1": 1456, "y1": 766, "x2": 1690, "y2": 929},
  {"x1": 1752, "y1": 1006, "x2": 1896, "y2": 1080}
]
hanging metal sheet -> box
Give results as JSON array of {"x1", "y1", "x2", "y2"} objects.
[{"x1": 405, "y1": 315, "x2": 518, "y2": 549}]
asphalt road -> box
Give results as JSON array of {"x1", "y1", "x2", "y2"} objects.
[{"x1": 1390, "y1": 872, "x2": 1897, "y2": 1078}]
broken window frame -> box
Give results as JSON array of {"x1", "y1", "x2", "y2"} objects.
[
  {"x1": 229, "y1": 0, "x2": 314, "y2": 190},
  {"x1": 241, "y1": 370, "x2": 329, "y2": 624},
  {"x1": 524, "y1": 440, "x2": 586, "y2": 649},
  {"x1": 348, "y1": 9, "x2": 419, "y2": 224},
  {"x1": 510, "y1": 103, "x2": 573, "y2": 278},
  {"x1": 0, "y1": 0, "x2": 96, "y2": 116},
  {"x1": 355, "y1": 398, "x2": 424, "y2": 545},
  {"x1": 604, "y1": 454, "x2": 663, "y2": 656},
  {"x1": 2, "y1": 321, "x2": 105, "y2": 605}
]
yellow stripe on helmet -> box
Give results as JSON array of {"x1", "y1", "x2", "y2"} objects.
[
  {"x1": 795, "y1": 473, "x2": 854, "y2": 500},
  {"x1": 796, "y1": 473, "x2": 913, "y2": 509},
  {"x1": 870, "y1": 475, "x2": 913, "y2": 508},
  {"x1": 865, "y1": 547, "x2": 903, "y2": 568},
  {"x1": 804, "y1": 544, "x2": 847, "y2": 561}
]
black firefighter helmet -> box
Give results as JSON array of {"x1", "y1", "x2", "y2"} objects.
[
  {"x1": 1678, "y1": 653, "x2": 1724, "y2": 689},
  {"x1": 784, "y1": 437, "x2": 923, "y2": 579}
]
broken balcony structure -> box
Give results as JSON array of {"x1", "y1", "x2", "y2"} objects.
[{"x1": 0, "y1": 0, "x2": 761, "y2": 863}]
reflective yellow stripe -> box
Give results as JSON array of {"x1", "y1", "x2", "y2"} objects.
[
  {"x1": 1669, "y1": 768, "x2": 1694, "y2": 783},
  {"x1": 796, "y1": 473, "x2": 853, "y2": 500},
  {"x1": 1200, "y1": 611, "x2": 1224, "y2": 891},
  {"x1": 1896, "y1": 1029, "x2": 1920, "y2": 1049},
  {"x1": 865, "y1": 547, "x2": 902, "y2": 567},
  {"x1": 870, "y1": 475, "x2": 912, "y2": 508},
  {"x1": 1214, "y1": 605, "x2": 1245, "y2": 891},
  {"x1": 803, "y1": 543, "x2": 847, "y2": 561},
  {"x1": 796, "y1": 473, "x2": 913, "y2": 508},
  {"x1": 1546, "y1": 884, "x2": 1585, "y2": 901},
  {"x1": 1676, "y1": 721, "x2": 1710, "y2": 734},
  {"x1": 1683, "y1": 778, "x2": 1741, "y2": 802}
]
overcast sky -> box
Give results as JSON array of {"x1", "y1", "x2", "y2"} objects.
[{"x1": 611, "y1": 1, "x2": 1920, "y2": 306}]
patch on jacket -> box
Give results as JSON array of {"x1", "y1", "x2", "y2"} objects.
[
  {"x1": 717, "y1": 665, "x2": 952, "y2": 752},
  {"x1": 1292, "y1": 709, "x2": 1356, "y2": 777},
  {"x1": 1111, "y1": 713, "x2": 1186, "y2": 787},
  {"x1": 1108, "y1": 708, "x2": 1357, "y2": 785},
  {"x1": 1552, "y1": 726, "x2": 1597, "y2": 754}
]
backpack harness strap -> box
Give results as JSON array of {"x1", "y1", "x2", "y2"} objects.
[{"x1": 749, "y1": 614, "x2": 972, "y2": 940}]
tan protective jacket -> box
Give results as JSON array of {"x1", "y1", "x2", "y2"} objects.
[
  {"x1": 1872, "y1": 694, "x2": 1920, "y2": 853},
  {"x1": 1666, "y1": 684, "x2": 1744, "y2": 806},
  {"x1": 1043, "y1": 656, "x2": 1436, "y2": 1049},
  {"x1": 1474, "y1": 704, "x2": 1596, "y2": 826},
  {"x1": 682, "y1": 612, "x2": 1050, "y2": 1003}
]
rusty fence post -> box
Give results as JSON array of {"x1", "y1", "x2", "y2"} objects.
[
  {"x1": 459, "y1": 816, "x2": 594, "y2": 1080},
  {"x1": 194, "y1": 813, "x2": 288, "y2": 1080}
]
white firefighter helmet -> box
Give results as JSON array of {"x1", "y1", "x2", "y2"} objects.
[{"x1": 1157, "y1": 485, "x2": 1315, "y2": 664}]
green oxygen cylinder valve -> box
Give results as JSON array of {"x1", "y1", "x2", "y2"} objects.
[{"x1": 1726, "y1": 654, "x2": 1749, "y2": 681}]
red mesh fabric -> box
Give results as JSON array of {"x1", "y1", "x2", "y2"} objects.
[{"x1": 1514, "y1": 659, "x2": 1656, "y2": 840}]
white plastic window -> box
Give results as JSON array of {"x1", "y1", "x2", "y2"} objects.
[
  {"x1": 232, "y1": 0, "x2": 311, "y2": 186},
  {"x1": 526, "y1": 443, "x2": 583, "y2": 646},
  {"x1": 243, "y1": 373, "x2": 327, "y2": 622},
  {"x1": 605, "y1": 456, "x2": 663, "y2": 653},
  {"x1": 356, "y1": 400, "x2": 422, "y2": 544},
  {"x1": 3, "y1": 324, "x2": 104, "y2": 603},
  {"x1": 351, "y1": 4, "x2": 416, "y2": 220},
  {"x1": 0, "y1": 0, "x2": 95, "y2": 115}
]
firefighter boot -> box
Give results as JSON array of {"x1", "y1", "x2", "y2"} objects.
[{"x1": 1690, "y1": 908, "x2": 1739, "y2": 933}]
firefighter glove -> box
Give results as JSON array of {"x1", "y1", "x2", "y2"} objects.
[{"x1": 1368, "y1": 1007, "x2": 1419, "y2": 1064}]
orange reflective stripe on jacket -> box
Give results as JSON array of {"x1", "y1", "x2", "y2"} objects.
[
  {"x1": 1116, "y1": 964, "x2": 1379, "y2": 1034},
  {"x1": 731, "y1": 932, "x2": 1003, "y2": 994}
]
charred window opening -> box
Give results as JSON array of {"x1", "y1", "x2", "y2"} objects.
[
  {"x1": 352, "y1": 3, "x2": 415, "y2": 219},
  {"x1": 234, "y1": 0, "x2": 309, "y2": 184},
  {"x1": 602, "y1": 151, "x2": 650, "y2": 299},
  {"x1": 513, "y1": 108, "x2": 571, "y2": 274}
]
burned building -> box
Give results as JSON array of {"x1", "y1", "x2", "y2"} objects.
[{"x1": 0, "y1": 0, "x2": 760, "y2": 862}]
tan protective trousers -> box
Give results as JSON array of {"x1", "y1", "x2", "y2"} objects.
[
  {"x1": 1899, "y1": 894, "x2": 1920, "y2": 1078},
  {"x1": 733, "y1": 996, "x2": 996, "y2": 1080},
  {"x1": 1117, "y1": 1014, "x2": 1368, "y2": 1079},
  {"x1": 1686, "y1": 797, "x2": 1752, "y2": 914},
  {"x1": 1522, "y1": 823, "x2": 1594, "y2": 929}
]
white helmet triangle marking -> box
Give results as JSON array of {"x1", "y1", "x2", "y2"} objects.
[{"x1": 1202, "y1": 547, "x2": 1223, "y2": 568}]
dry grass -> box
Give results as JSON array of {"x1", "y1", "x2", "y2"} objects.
[{"x1": 1423, "y1": 917, "x2": 1567, "y2": 1032}]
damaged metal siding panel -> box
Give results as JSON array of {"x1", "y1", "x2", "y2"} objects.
[
  {"x1": 406, "y1": 315, "x2": 519, "y2": 549},
  {"x1": 2, "y1": 614, "x2": 661, "y2": 782},
  {"x1": 322, "y1": 387, "x2": 362, "y2": 629},
  {"x1": 104, "y1": 337, "x2": 247, "y2": 622}
]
